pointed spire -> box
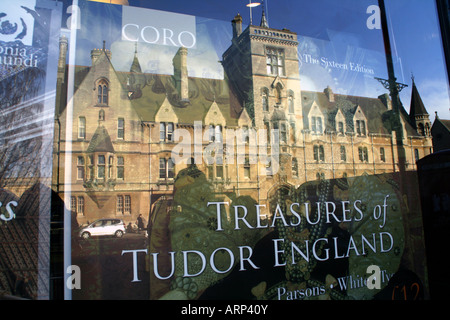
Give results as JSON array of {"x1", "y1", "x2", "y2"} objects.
[
  {"x1": 409, "y1": 77, "x2": 428, "y2": 117},
  {"x1": 260, "y1": 0, "x2": 269, "y2": 28},
  {"x1": 409, "y1": 76, "x2": 432, "y2": 136},
  {"x1": 130, "y1": 42, "x2": 142, "y2": 74}
]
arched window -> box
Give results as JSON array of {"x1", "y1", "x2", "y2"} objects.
[
  {"x1": 275, "y1": 84, "x2": 282, "y2": 104},
  {"x1": 288, "y1": 94, "x2": 294, "y2": 113},
  {"x1": 99, "y1": 109, "x2": 105, "y2": 121},
  {"x1": 425, "y1": 123, "x2": 431, "y2": 136},
  {"x1": 417, "y1": 123, "x2": 425, "y2": 136},
  {"x1": 97, "y1": 79, "x2": 109, "y2": 104}
]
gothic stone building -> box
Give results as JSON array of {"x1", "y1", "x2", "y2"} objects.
[{"x1": 52, "y1": 13, "x2": 433, "y2": 227}]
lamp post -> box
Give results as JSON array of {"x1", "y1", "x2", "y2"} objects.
[{"x1": 376, "y1": 0, "x2": 407, "y2": 179}]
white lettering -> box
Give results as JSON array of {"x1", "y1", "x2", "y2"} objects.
[
  {"x1": 66, "y1": 265, "x2": 81, "y2": 290},
  {"x1": 121, "y1": 25, "x2": 197, "y2": 48},
  {"x1": 366, "y1": 5, "x2": 381, "y2": 30}
]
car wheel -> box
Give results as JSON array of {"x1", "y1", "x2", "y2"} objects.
[
  {"x1": 81, "y1": 232, "x2": 90, "y2": 240},
  {"x1": 115, "y1": 230, "x2": 124, "y2": 238}
]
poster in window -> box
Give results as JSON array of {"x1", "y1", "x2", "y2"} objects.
[
  {"x1": 54, "y1": 0, "x2": 443, "y2": 300},
  {"x1": 0, "y1": 0, "x2": 62, "y2": 299}
]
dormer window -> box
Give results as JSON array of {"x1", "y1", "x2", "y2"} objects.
[
  {"x1": 356, "y1": 120, "x2": 366, "y2": 136},
  {"x1": 311, "y1": 116, "x2": 323, "y2": 134},
  {"x1": 338, "y1": 121, "x2": 344, "y2": 135},
  {"x1": 353, "y1": 107, "x2": 367, "y2": 136}
]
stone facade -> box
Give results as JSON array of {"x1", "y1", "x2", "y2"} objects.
[{"x1": 52, "y1": 13, "x2": 433, "y2": 227}]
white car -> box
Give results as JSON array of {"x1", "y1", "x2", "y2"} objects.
[{"x1": 79, "y1": 218, "x2": 126, "y2": 239}]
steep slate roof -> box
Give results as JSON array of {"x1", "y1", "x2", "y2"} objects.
[
  {"x1": 409, "y1": 80, "x2": 429, "y2": 117},
  {"x1": 65, "y1": 48, "x2": 421, "y2": 137},
  {"x1": 128, "y1": 74, "x2": 239, "y2": 126},
  {"x1": 68, "y1": 60, "x2": 241, "y2": 127},
  {"x1": 433, "y1": 116, "x2": 450, "y2": 132},
  {"x1": 87, "y1": 125, "x2": 115, "y2": 153},
  {"x1": 301, "y1": 90, "x2": 421, "y2": 137}
]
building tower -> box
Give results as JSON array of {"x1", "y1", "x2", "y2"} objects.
[{"x1": 222, "y1": 9, "x2": 303, "y2": 136}]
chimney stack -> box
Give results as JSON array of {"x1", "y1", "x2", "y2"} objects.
[
  {"x1": 232, "y1": 13, "x2": 243, "y2": 39},
  {"x1": 173, "y1": 47, "x2": 189, "y2": 102}
]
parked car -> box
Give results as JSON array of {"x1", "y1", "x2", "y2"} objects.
[{"x1": 79, "y1": 218, "x2": 126, "y2": 239}]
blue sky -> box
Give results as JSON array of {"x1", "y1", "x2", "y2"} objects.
[{"x1": 63, "y1": 0, "x2": 449, "y2": 121}]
